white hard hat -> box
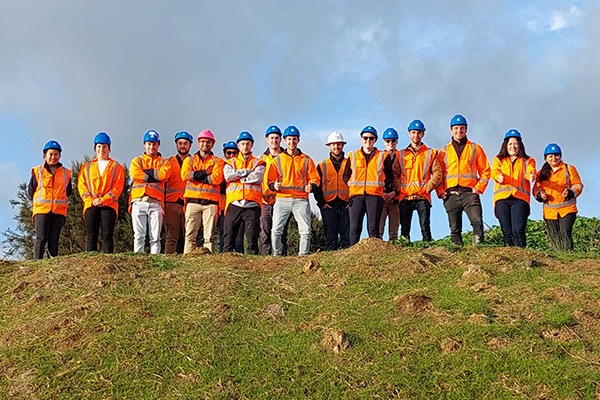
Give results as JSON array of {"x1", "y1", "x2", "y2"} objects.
[{"x1": 325, "y1": 131, "x2": 346, "y2": 145}]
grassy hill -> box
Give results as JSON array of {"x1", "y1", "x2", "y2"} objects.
[{"x1": 2, "y1": 240, "x2": 600, "y2": 399}]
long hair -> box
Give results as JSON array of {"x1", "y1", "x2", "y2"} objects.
[
  {"x1": 496, "y1": 137, "x2": 529, "y2": 160},
  {"x1": 538, "y1": 161, "x2": 553, "y2": 182}
]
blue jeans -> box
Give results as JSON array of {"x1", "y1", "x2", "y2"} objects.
[
  {"x1": 495, "y1": 196, "x2": 529, "y2": 248},
  {"x1": 272, "y1": 198, "x2": 311, "y2": 256},
  {"x1": 321, "y1": 205, "x2": 350, "y2": 251}
]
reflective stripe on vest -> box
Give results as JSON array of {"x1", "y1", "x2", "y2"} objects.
[
  {"x1": 543, "y1": 163, "x2": 577, "y2": 211},
  {"x1": 348, "y1": 151, "x2": 384, "y2": 188},
  {"x1": 443, "y1": 142, "x2": 478, "y2": 181},
  {"x1": 82, "y1": 160, "x2": 120, "y2": 199},
  {"x1": 321, "y1": 158, "x2": 349, "y2": 199},
  {"x1": 33, "y1": 165, "x2": 69, "y2": 205},
  {"x1": 493, "y1": 157, "x2": 530, "y2": 197},
  {"x1": 276, "y1": 154, "x2": 309, "y2": 191},
  {"x1": 399, "y1": 148, "x2": 434, "y2": 189},
  {"x1": 185, "y1": 155, "x2": 217, "y2": 191}
]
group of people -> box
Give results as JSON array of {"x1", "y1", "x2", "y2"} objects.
[{"x1": 28, "y1": 114, "x2": 584, "y2": 260}]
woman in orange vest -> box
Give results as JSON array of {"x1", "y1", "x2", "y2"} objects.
[
  {"x1": 533, "y1": 143, "x2": 583, "y2": 251},
  {"x1": 28, "y1": 140, "x2": 72, "y2": 260},
  {"x1": 491, "y1": 130, "x2": 536, "y2": 248},
  {"x1": 78, "y1": 132, "x2": 125, "y2": 253}
]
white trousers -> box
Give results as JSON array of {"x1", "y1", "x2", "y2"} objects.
[
  {"x1": 132, "y1": 201, "x2": 163, "y2": 254},
  {"x1": 272, "y1": 198, "x2": 311, "y2": 256}
]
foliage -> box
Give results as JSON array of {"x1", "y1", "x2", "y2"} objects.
[
  {"x1": 285, "y1": 211, "x2": 326, "y2": 255},
  {"x1": 1, "y1": 182, "x2": 35, "y2": 260}
]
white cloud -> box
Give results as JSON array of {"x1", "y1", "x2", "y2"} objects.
[{"x1": 549, "y1": 6, "x2": 583, "y2": 31}]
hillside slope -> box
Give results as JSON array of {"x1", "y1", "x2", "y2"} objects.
[{"x1": 2, "y1": 240, "x2": 600, "y2": 399}]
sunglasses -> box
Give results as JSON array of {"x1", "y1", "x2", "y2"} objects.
[
  {"x1": 225, "y1": 151, "x2": 238, "y2": 156},
  {"x1": 362, "y1": 136, "x2": 376, "y2": 142},
  {"x1": 384, "y1": 139, "x2": 397, "y2": 144}
]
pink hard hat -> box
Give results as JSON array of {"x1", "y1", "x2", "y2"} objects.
[{"x1": 197, "y1": 129, "x2": 216, "y2": 142}]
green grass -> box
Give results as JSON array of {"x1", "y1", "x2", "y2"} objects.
[{"x1": 1, "y1": 245, "x2": 600, "y2": 399}]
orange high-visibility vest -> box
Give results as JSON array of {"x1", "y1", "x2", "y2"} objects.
[
  {"x1": 164, "y1": 155, "x2": 187, "y2": 203},
  {"x1": 181, "y1": 153, "x2": 224, "y2": 203},
  {"x1": 225, "y1": 153, "x2": 265, "y2": 211},
  {"x1": 267, "y1": 152, "x2": 319, "y2": 200},
  {"x1": 397, "y1": 146, "x2": 438, "y2": 203},
  {"x1": 491, "y1": 156, "x2": 537, "y2": 208},
  {"x1": 78, "y1": 158, "x2": 125, "y2": 218},
  {"x1": 347, "y1": 149, "x2": 387, "y2": 197},
  {"x1": 533, "y1": 162, "x2": 583, "y2": 219},
  {"x1": 129, "y1": 153, "x2": 171, "y2": 205},
  {"x1": 436, "y1": 139, "x2": 490, "y2": 195},
  {"x1": 257, "y1": 152, "x2": 277, "y2": 205},
  {"x1": 32, "y1": 164, "x2": 71, "y2": 218},
  {"x1": 318, "y1": 157, "x2": 349, "y2": 202}
]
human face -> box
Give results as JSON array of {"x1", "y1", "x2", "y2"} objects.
[
  {"x1": 197, "y1": 138, "x2": 214, "y2": 154},
  {"x1": 384, "y1": 138, "x2": 397, "y2": 152},
  {"x1": 451, "y1": 125, "x2": 467, "y2": 141},
  {"x1": 95, "y1": 143, "x2": 110, "y2": 161},
  {"x1": 237, "y1": 140, "x2": 253, "y2": 156},
  {"x1": 224, "y1": 149, "x2": 239, "y2": 160},
  {"x1": 44, "y1": 149, "x2": 61, "y2": 165},
  {"x1": 285, "y1": 136, "x2": 299, "y2": 151},
  {"x1": 176, "y1": 139, "x2": 192, "y2": 156},
  {"x1": 328, "y1": 142, "x2": 344, "y2": 156},
  {"x1": 266, "y1": 133, "x2": 282, "y2": 150},
  {"x1": 361, "y1": 134, "x2": 376, "y2": 152},
  {"x1": 408, "y1": 130, "x2": 425, "y2": 146},
  {"x1": 546, "y1": 153, "x2": 562, "y2": 168},
  {"x1": 507, "y1": 138, "x2": 519, "y2": 157},
  {"x1": 144, "y1": 141, "x2": 160, "y2": 157}
]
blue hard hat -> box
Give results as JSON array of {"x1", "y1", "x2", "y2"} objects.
[
  {"x1": 43, "y1": 140, "x2": 62, "y2": 152},
  {"x1": 223, "y1": 141, "x2": 239, "y2": 152},
  {"x1": 174, "y1": 131, "x2": 193, "y2": 143},
  {"x1": 93, "y1": 132, "x2": 111, "y2": 145},
  {"x1": 361, "y1": 126, "x2": 378, "y2": 138},
  {"x1": 382, "y1": 128, "x2": 399, "y2": 140},
  {"x1": 236, "y1": 131, "x2": 254, "y2": 143},
  {"x1": 283, "y1": 125, "x2": 300, "y2": 138},
  {"x1": 265, "y1": 125, "x2": 282, "y2": 137},
  {"x1": 450, "y1": 114, "x2": 468, "y2": 127},
  {"x1": 504, "y1": 129, "x2": 521, "y2": 140},
  {"x1": 143, "y1": 130, "x2": 160, "y2": 143},
  {"x1": 408, "y1": 119, "x2": 426, "y2": 132},
  {"x1": 544, "y1": 143, "x2": 562, "y2": 156}
]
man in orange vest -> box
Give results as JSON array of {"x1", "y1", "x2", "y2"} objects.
[
  {"x1": 129, "y1": 130, "x2": 172, "y2": 254},
  {"x1": 181, "y1": 129, "x2": 224, "y2": 253},
  {"x1": 347, "y1": 126, "x2": 395, "y2": 245},
  {"x1": 28, "y1": 140, "x2": 72, "y2": 259},
  {"x1": 267, "y1": 125, "x2": 320, "y2": 256},
  {"x1": 436, "y1": 115, "x2": 490, "y2": 247},
  {"x1": 314, "y1": 131, "x2": 350, "y2": 251},
  {"x1": 163, "y1": 131, "x2": 193, "y2": 254},
  {"x1": 223, "y1": 132, "x2": 266, "y2": 254},
  {"x1": 258, "y1": 125, "x2": 290, "y2": 255},
  {"x1": 392, "y1": 120, "x2": 442, "y2": 242},
  {"x1": 218, "y1": 141, "x2": 245, "y2": 253}
]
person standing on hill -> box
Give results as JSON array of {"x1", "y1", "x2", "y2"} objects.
[
  {"x1": 267, "y1": 126, "x2": 320, "y2": 256},
  {"x1": 257, "y1": 125, "x2": 290, "y2": 255},
  {"x1": 533, "y1": 143, "x2": 583, "y2": 251},
  {"x1": 436, "y1": 115, "x2": 491, "y2": 247},
  {"x1": 314, "y1": 131, "x2": 350, "y2": 251},
  {"x1": 346, "y1": 126, "x2": 395, "y2": 245},
  {"x1": 393, "y1": 120, "x2": 442, "y2": 242},
  {"x1": 28, "y1": 140, "x2": 72, "y2": 259},
  {"x1": 78, "y1": 132, "x2": 125, "y2": 253},
  {"x1": 181, "y1": 129, "x2": 224, "y2": 253},
  {"x1": 379, "y1": 128, "x2": 400, "y2": 241},
  {"x1": 218, "y1": 140, "x2": 245, "y2": 253},
  {"x1": 163, "y1": 131, "x2": 193, "y2": 254},
  {"x1": 223, "y1": 132, "x2": 266, "y2": 254},
  {"x1": 491, "y1": 130, "x2": 536, "y2": 248},
  {"x1": 129, "y1": 130, "x2": 172, "y2": 254}
]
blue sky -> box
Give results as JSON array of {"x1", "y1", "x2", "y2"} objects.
[{"x1": 1, "y1": 0, "x2": 598, "y2": 248}]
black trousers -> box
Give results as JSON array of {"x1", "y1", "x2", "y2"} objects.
[
  {"x1": 349, "y1": 195, "x2": 384, "y2": 245},
  {"x1": 223, "y1": 205, "x2": 261, "y2": 255},
  {"x1": 443, "y1": 192, "x2": 484, "y2": 246},
  {"x1": 259, "y1": 203, "x2": 289, "y2": 255},
  {"x1": 321, "y1": 205, "x2": 350, "y2": 251},
  {"x1": 33, "y1": 212, "x2": 66, "y2": 260},
  {"x1": 495, "y1": 196, "x2": 529, "y2": 248},
  {"x1": 218, "y1": 213, "x2": 244, "y2": 253},
  {"x1": 399, "y1": 199, "x2": 432, "y2": 241},
  {"x1": 85, "y1": 206, "x2": 117, "y2": 253},
  {"x1": 545, "y1": 212, "x2": 577, "y2": 251}
]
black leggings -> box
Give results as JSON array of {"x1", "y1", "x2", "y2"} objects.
[
  {"x1": 34, "y1": 212, "x2": 66, "y2": 260},
  {"x1": 545, "y1": 212, "x2": 577, "y2": 251},
  {"x1": 85, "y1": 206, "x2": 117, "y2": 253}
]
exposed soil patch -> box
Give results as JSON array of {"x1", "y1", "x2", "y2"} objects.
[
  {"x1": 486, "y1": 337, "x2": 509, "y2": 349},
  {"x1": 440, "y1": 336, "x2": 463, "y2": 353},
  {"x1": 468, "y1": 313, "x2": 490, "y2": 325},
  {"x1": 540, "y1": 326, "x2": 579, "y2": 342},
  {"x1": 320, "y1": 329, "x2": 350, "y2": 354},
  {"x1": 394, "y1": 294, "x2": 434, "y2": 314},
  {"x1": 263, "y1": 303, "x2": 286, "y2": 317}
]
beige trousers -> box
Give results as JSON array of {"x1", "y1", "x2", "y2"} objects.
[
  {"x1": 184, "y1": 203, "x2": 218, "y2": 253},
  {"x1": 379, "y1": 202, "x2": 400, "y2": 241},
  {"x1": 163, "y1": 202, "x2": 185, "y2": 254}
]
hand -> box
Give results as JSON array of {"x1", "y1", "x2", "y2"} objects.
[
  {"x1": 92, "y1": 198, "x2": 103, "y2": 207},
  {"x1": 529, "y1": 173, "x2": 535, "y2": 184},
  {"x1": 384, "y1": 191, "x2": 396, "y2": 203},
  {"x1": 472, "y1": 188, "x2": 482, "y2": 195},
  {"x1": 322, "y1": 204, "x2": 331, "y2": 210},
  {"x1": 562, "y1": 188, "x2": 570, "y2": 199},
  {"x1": 206, "y1": 165, "x2": 213, "y2": 175},
  {"x1": 540, "y1": 189, "x2": 548, "y2": 201},
  {"x1": 497, "y1": 174, "x2": 504, "y2": 184},
  {"x1": 274, "y1": 180, "x2": 282, "y2": 191},
  {"x1": 304, "y1": 184, "x2": 312, "y2": 193},
  {"x1": 439, "y1": 193, "x2": 447, "y2": 200}
]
